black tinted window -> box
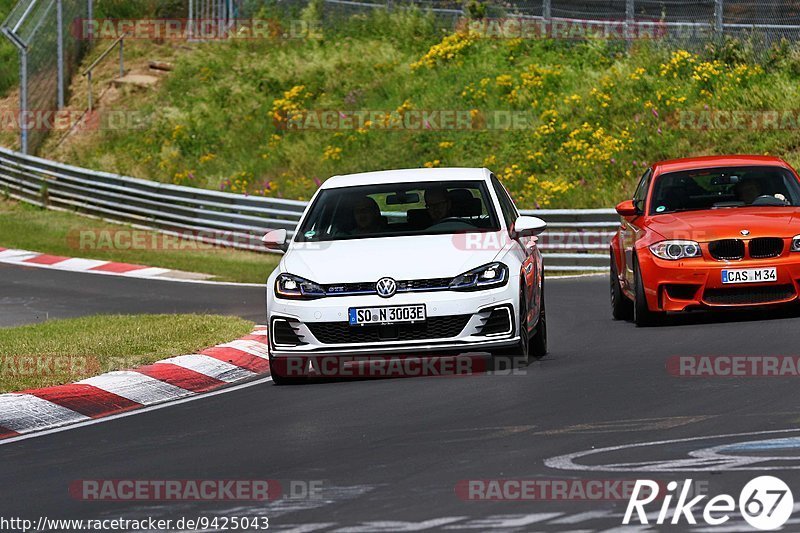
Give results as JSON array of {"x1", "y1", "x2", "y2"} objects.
[
  {"x1": 296, "y1": 181, "x2": 501, "y2": 242},
  {"x1": 650, "y1": 166, "x2": 800, "y2": 215}
]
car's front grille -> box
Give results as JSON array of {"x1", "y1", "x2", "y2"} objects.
[
  {"x1": 709, "y1": 239, "x2": 745, "y2": 260},
  {"x1": 702, "y1": 285, "x2": 796, "y2": 305},
  {"x1": 478, "y1": 307, "x2": 513, "y2": 335},
  {"x1": 307, "y1": 315, "x2": 471, "y2": 344},
  {"x1": 749, "y1": 237, "x2": 784, "y2": 259},
  {"x1": 322, "y1": 278, "x2": 452, "y2": 296}
]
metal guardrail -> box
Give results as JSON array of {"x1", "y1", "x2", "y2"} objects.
[{"x1": 0, "y1": 146, "x2": 616, "y2": 272}]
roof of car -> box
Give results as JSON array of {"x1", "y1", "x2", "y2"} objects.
[
  {"x1": 652, "y1": 155, "x2": 792, "y2": 176},
  {"x1": 322, "y1": 168, "x2": 491, "y2": 188}
]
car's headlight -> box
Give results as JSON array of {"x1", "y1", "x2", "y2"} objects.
[
  {"x1": 649, "y1": 240, "x2": 702, "y2": 260},
  {"x1": 275, "y1": 273, "x2": 325, "y2": 299},
  {"x1": 791, "y1": 235, "x2": 800, "y2": 252},
  {"x1": 450, "y1": 262, "x2": 509, "y2": 291}
]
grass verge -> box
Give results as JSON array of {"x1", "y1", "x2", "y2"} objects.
[
  {"x1": 0, "y1": 314, "x2": 254, "y2": 393},
  {"x1": 0, "y1": 199, "x2": 280, "y2": 283}
]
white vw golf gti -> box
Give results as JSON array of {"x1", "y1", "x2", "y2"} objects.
[{"x1": 263, "y1": 168, "x2": 548, "y2": 383}]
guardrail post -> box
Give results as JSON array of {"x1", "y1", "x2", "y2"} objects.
[
  {"x1": 20, "y1": 49, "x2": 28, "y2": 154},
  {"x1": 57, "y1": 0, "x2": 65, "y2": 108},
  {"x1": 714, "y1": 0, "x2": 723, "y2": 38}
]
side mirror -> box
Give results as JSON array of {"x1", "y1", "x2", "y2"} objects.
[
  {"x1": 513, "y1": 216, "x2": 547, "y2": 238},
  {"x1": 262, "y1": 229, "x2": 288, "y2": 251},
  {"x1": 615, "y1": 200, "x2": 640, "y2": 218}
]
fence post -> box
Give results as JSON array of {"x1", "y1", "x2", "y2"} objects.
[
  {"x1": 57, "y1": 0, "x2": 64, "y2": 109},
  {"x1": 19, "y1": 49, "x2": 28, "y2": 154},
  {"x1": 625, "y1": 0, "x2": 634, "y2": 40},
  {"x1": 714, "y1": 0, "x2": 723, "y2": 38},
  {"x1": 87, "y1": 0, "x2": 93, "y2": 40},
  {"x1": 542, "y1": 0, "x2": 550, "y2": 21}
]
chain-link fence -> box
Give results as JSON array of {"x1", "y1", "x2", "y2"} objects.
[
  {"x1": 291, "y1": 0, "x2": 800, "y2": 45},
  {"x1": 1, "y1": 0, "x2": 91, "y2": 154}
]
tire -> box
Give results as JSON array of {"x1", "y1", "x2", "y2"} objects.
[
  {"x1": 610, "y1": 250, "x2": 633, "y2": 321},
  {"x1": 530, "y1": 277, "x2": 547, "y2": 358},
  {"x1": 633, "y1": 257, "x2": 663, "y2": 327}
]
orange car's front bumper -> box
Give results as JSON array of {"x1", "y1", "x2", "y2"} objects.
[{"x1": 638, "y1": 250, "x2": 800, "y2": 312}]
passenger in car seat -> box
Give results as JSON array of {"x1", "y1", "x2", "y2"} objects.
[{"x1": 352, "y1": 196, "x2": 386, "y2": 234}]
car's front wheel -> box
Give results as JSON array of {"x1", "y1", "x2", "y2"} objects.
[
  {"x1": 530, "y1": 277, "x2": 547, "y2": 358},
  {"x1": 610, "y1": 250, "x2": 633, "y2": 321},
  {"x1": 633, "y1": 257, "x2": 664, "y2": 327}
]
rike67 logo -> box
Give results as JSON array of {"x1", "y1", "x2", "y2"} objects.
[{"x1": 624, "y1": 476, "x2": 793, "y2": 530}]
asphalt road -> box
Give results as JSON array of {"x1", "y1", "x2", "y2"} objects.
[{"x1": 4, "y1": 264, "x2": 800, "y2": 532}]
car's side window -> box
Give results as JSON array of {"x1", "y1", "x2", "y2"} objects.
[
  {"x1": 632, "y1": 169, "x2": 652, "y2": 213},
  {"x1": 490, "y1": 175, "x2": 518, "y2": 230}
]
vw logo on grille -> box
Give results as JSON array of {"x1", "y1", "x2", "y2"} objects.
[
  {"x1": 741, "y1": 229, "x2": 750, "y2": 236},
  {"x1": 376, "y1": 277, "x2": 397, "y2": 298}
]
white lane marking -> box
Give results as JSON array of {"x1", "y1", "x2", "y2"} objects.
[
  {"x1": 123, "y1": 267, "x2": 172, "y2": 278},
  {"x1": 157, "y1": 354, "x2": 256, "y2": 383},
  {"x1": 443, "y1": 513, "x2": 563, "y2": 529},
  {"x1": 0, "y1": 393, "x2": 89, "y2": 433},
  {"x1": 51, "y1": 258, "x2": 109, "y2": 271},
  {"x1": 215, "y1": 339, "x2": 269, "y2": 359},
  {"x1": 331, "y1": 517, "x2": 466, "y2": 532},
  {"x1": 78, "y1": 371, "x2": 192, "y2": 405},
  {"x1": 0, "y1": 376, "x2": 273, "y2": 446},
  {"x1": 550, "y1": 510, "x2": 614, "y2": 524},
  {"x1": 545, "y1": 428, "x2": 800, "y2": 472}
]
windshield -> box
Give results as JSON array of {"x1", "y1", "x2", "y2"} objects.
[
  {"x1": 295, "y1": 181, "x2": 501, "y2": 242},
  {"x1": 649, "y1": 166, "x2": 800, "y2": 215}
]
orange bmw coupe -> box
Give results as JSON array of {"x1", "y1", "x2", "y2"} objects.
[{"x1": 610, "y1": 155, "x2": 800, "y2": 326}]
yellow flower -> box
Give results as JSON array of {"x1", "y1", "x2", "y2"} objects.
[
  {"x1": 322, "y1": 146, "x2": 342, "y2": 161},
  {"x1": 411, "y1": 31, "x2": 477, "y2": 70},
  {"x1": 438, "y1": 141, "x2": 454, "y2": 149}
]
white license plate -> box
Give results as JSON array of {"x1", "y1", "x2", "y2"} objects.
[
  {"x1": 721, "y1": 267, "x2": 777, "y2": 284},
  {"x1": 348, "y1": 304, "x2": 426, "y2": 326}
]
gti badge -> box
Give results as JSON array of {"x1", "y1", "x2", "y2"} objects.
[
  {"x1": 376, "y1": 277, "x2": 397, "y2": 298},
  {"x1": 741, "y1": 229, "x2": 750, "y2": 236}
]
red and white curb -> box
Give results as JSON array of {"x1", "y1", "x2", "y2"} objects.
[
  {"x1": 0, "y1": 326, "x2": 270, "y2": 440},
  {"x1": 0, "y1": 247, "x2": 214, "y2": 282}
]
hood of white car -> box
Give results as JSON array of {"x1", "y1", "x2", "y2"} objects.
[{"x1": 281, "y1": 233, "x2": 506, "y2": 283}]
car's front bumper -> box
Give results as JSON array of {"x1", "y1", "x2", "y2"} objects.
[
  {"x1": 266, "y1": 284, "x2": 519, "y2": 358},
  {"x1": 639, "y1": 251, "x2": 800, "y2": 312}
]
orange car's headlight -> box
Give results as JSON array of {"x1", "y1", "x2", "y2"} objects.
[
  {"x1": 792, "y1": 235, "x2": 800, "y2": 252},
  {"x1": 649, "y1": 240, "x2": 702, "y2": 260}
]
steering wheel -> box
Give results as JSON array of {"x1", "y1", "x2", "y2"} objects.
[
  {"x1": 429, "y1": 217, "x2": 476, "y2": 228},
  {"x1": 752, "y1": 194, "x2": 789, "y2": 206}
]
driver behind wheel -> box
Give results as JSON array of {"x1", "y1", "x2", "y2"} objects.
[
  {"x1": 734, "y1": 178, "x2": 762, "y2": 205},
  {"x1": 424, "y1": 187, "x2": 451, "y2": 223}
]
